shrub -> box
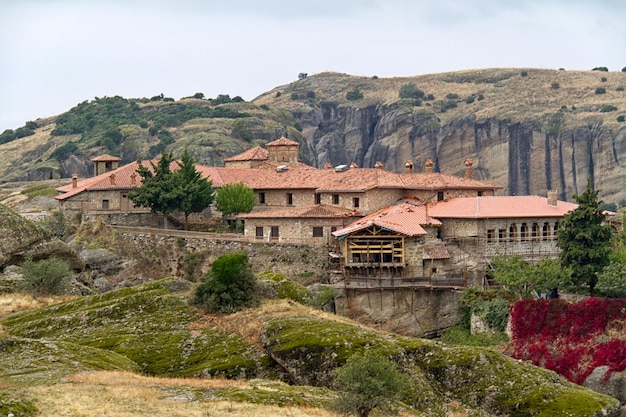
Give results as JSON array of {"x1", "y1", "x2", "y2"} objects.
[
  {"x1": 346, "y1": 87, "x2": 364, "y2": 101},
  {"x1": 595, "y1": 87, "x2": 606, "y2": 94},
  {"x1": 445, "y1": 93, "x2": 459, "y2": 99},
  {"x1": 618, "y1": 115, "x2": 625, "y2": 122},
  {"x1": 439, "y1": 100, "x2": 457, "y2": 112},
  {"x1": 622, "y1": 67, "x2": 626, "y2": 72},
  {"x1": 551, "y1": 82, "x2": 560, "y2": 89},
  {"x1": 601, "y1": 77, "x2": 608, "y2": 82},
  {"x1": 477, "y1": 94, "x2": 484, "y2": 101},
  {"x1": 617, "y1": 86, "x2": 625, "y2": 92},
  {"x1": 20, "y1": 257, "x2": 72, "y2": 296},
  {"x1": 298, "y1": 72, "x2": 308, "y2": 79},
  {"x1": 193, "y1": 252, "x2": 260, "y2": 313},
  {"x1": 306, "y1": 90, "x2": 316, "y2": 99},
  {"x1": 426, "y1": 93, "x2": 435, "y2": 101},
  {"x1": 520, "y1": 71, "x2": 528, "y2": 77},
  {"x1": 592, "y1": 67, "x2": 609, "y2": 72},
  {"x1": 332, "y1": 351, "x2": 410, "y2": 417},
  {"x1": 398, "y1": 83, "x2": 425, "y2": 100},
  {"x1": 465, "y1": 96, "x2": 475, "y2": 104},
  {"x1": 600, "y1": 104, "x2": 618, "y2": 112}
]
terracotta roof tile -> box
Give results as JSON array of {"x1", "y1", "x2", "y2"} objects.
[
  {"x1": 238, "y1": 205, "x2": 361, "y2": 219},
  {"x1": 332, "y1": 199, "x2": 441, "y2": 237},
  {"x1": 223, "y1": 146, "x2": 269, "y2": 162},
  {"x1": 90, "y1": 154, "x2": 121, "y2": 162},
  {"x1": 266, "y1": 137, "x2": 299, "y2": 146},
  {"x1": 423, "y1": 245, "x2": 451, "y2": 260},
  {"x1": 428, "y1": 196, "x2": 578, "y2": 218}
]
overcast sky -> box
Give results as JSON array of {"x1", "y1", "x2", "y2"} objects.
[{"x1": 1, "y1": 0, "x2": 625, "y2": 132}]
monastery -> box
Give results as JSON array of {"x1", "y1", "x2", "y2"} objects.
[{"x1": 56, "y1": 137, "x2": 577, "y2": 287}]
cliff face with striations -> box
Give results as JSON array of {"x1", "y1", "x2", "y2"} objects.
[{"x1": 292, "y1": 102, "x2": 626, "y2": 203}]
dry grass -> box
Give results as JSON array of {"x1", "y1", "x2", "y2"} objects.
[
  {"x1": 189, "y1": 299, "x2": 379, "y2": 347},
  {"x1": 25, "y1": 371, "x2": 340, "y2": 417},
  {"x1": 0, "y1": 293, "x2": 74, "y2": 318}
]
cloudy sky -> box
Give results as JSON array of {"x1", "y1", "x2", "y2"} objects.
[{"x1": 1, "y1": 0, "x2": 625, "y2": 132}]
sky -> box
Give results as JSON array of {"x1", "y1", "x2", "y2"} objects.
[{"x1": 1, "y1": 0, "x2": 625, "y2": 132}]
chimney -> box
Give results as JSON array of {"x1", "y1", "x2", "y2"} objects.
[
  {"x1": 547, "y1": 190, "x2": 558, "y2": 206},
  {"x1": 374, "y1": 161, "x2": 384, "y2": 169},
  {"x1": 109, "y1": 173, "x2": 116, "y2": 185},
  {"x1": 424, "y1": 159, "x2": 434, "y2": 174},
  {"x1": 130, "y1": 172, "x2": 137, "y2": 186},
  {"x1": 72, "y1": 174, "x2": 78, "y2": 189},
  {"x1": 464, "y1": 158, "x2": 474, "y2": 179},
  {"x1": 404, "y1": 160, "x2": 414, "y2": 173}
]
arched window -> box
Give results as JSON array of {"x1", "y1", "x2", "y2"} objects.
[
  {"x1": 509, "y1": 223, "x2": 517, "y2": 242},
  {"x1": 520, "y1": 223, "x2": 528, "y2": 241},
  {"x1": 542, "y1": 222, "x2": 550, "y2": 241},
  {"x1": 532, "y1": 223, "x2": 540, "y2": 241},
  {"x1": 553, "y1": 222, "x2": 560, "y2": 239}
]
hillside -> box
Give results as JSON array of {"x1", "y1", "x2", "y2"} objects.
[
  {"x1": 1, "y1": 68, "x2": 626, "y2": 203},
  {"x1": 0, "y1": 277, "x2": 620, "y2": 416}
]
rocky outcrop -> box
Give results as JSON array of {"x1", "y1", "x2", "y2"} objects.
[{"x1": 292, "y1": 103, "x2": 626, "y2": 203}]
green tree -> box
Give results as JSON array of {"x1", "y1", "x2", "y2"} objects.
[
  {"x1": 346, "y1": 87, "x2": 364, "y2": 101},
  {"x1": 596, "y1": 261, "x2": 626, "y2": 298},
  {"x1": 20, "y1": 257, "x2": 72, "y2": 295},
  {"x1": 399, "y1": 83, "x2": 425, "y2": 100},
  {"x1": 558, "y1": 179, "x2": 614, "y2": 295},
  {"x1": 490, "y1": 255, "x2": 533, "y2": 299},
  {"x1": 332, "y1": 351, "x2": 409, "y2": 417},
  {"x1": 215, "y1": 182, "x2": 256, "y2": 225},
  {"x1": 128, "y1": 152, "x2": 181, "y2": 226},
  {"x1": 193, "y1": 252, "x2": 260, "y2": 313},
  {"x1": 174, "y1": 149, "x2": 214, "y2": 230}
]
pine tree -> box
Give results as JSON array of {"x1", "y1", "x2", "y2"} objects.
[
  {"x1": 558, "y1": 180, "x2": 614, "y2": 295},
  {"x1": 175, "y1": 149, "x2": 214, "y2": 230}
]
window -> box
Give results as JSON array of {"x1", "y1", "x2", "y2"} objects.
[
  {"x1": 542, "y1": 223, "x2": 550, "y2": 240},
  {"x1": 332, "y1": 194, "x2": 339, "y2": 204},
  {"x1": 437, "y1": 191, "x2": 444, "y2": 201},
  {"x1": 270, "y1": 226, "x2": 279, "y2": 239},
  {"x1": 478, "y1": 191, "x2": 483, "y2": 197},
  {"x1": 353, "y1": 197, "x2": 360, "y2": 208},
  {"x1": 331, "y1": 226, "x2": 337, "y2": 233},
  {"x1": 553, "y1": 222, "x2": 560, "y2": 239},
  {"x1": 312, "y1": 226, "x2": 323, "y2": 237},
  {"x1": 102, "y1": 199, "x2": 110, "y2": 210},
  {"x1": 432, "y1": 267, "x2": 437, "y2": 274},
  {"x1": 520, "y1": 223, "x2": 528, "y2": 241},
  {"x1": 487, "y1": 229, "x2": 495, "y2": 243},
  {"x1": 258, "y1": 192, "x2": 266, "y2": 204},
  {"x1": 509, "y1": 224, "x2": 517, "y2": 241},
  {"x1": 498, "y1": 229, "x2": 506, "y2": 242},
  {"x1": 255, "y1": 227, "x2": 264, "y2": 239},
  {"x1": 315, "y1": 193, "x2": 321, "y2": 204},
  {"x1": 532, "y1": 223, "x2": 540, "y2": 241},
  {"x1": 286, "y1": 193, "x2": 293, "y2": 205}
]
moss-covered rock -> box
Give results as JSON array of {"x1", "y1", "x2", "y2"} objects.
[{"x1": 1, "y1": 277, "x2": 257, "y2": 379}]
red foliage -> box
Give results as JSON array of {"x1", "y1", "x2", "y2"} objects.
[{"x1": 506, "y1": 297, "x2": 626, "y2": 384}]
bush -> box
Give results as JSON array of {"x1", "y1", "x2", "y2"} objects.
[
  {"x1": 622, "y1": 67, "x2": 626, "y2": 72},
  {"x1": 20, "y1": 257, "x2": 72, "y2": 295},
  {"x1": 193, "y1": 252, "x2": 260, "y2": 313},
  {"x1": 445, "y1": 93, "x2": 459, "y2": 99},
  {"x1": 617, "y1": 86, "x2": 625, "y2": 92},
  {"x1": 346, "y1": 87, "x2": 364, "y2": 101},
  {"x1": 595, "y1": 87, "x2": 606, "y2": 94},
  {"x1": 618, "y1": 115, "x2": 625, "y2": 122},
  {"x1": 600, "y1": 104, "x2": 618, "y2": 112},
  {"x1": 551, "y1": 82, "x2": 560, "y2": 89},
  {"x1": 332, "y1": 351, "x2": 410, "y2": 417},
  {"x1": 465, "y1": 96, "x2": 475, "y2": 104},
  {"x1": 592, "y1": 67, "x2": 609, "y2": 72},
  {"x1": 398, "y1": 83, "x2": 425, "y2": 100},
  {"x1": 601, "y1": 77, "x2": 608, "y2": 82},
  {"x1": 520, "y1": 71, "x2": 528, "y2": 77}
]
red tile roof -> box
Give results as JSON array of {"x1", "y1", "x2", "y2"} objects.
[
  {"x1": 332, "y1": 199, "x2": 441, "y2": 237},
  {"x1": 427, "y1": 196, "x2": 578, "y2": 218},
  {"x1": 223, "y1": 146, "x2": 269, "y2": 162},
  {"x1": 423, "y1": 245, "x2": 451, "y2": 260},
  {"x1": 238, "y1": 205, "x2": 361, "y2": 219},
  {"x1": 91, "y1": 154, "x2": 121, "y2": 162},
  {"x1": 266, "y1": 137, "x2": 299, "y2": 146}
]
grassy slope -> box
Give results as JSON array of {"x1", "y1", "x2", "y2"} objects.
[{"x1": 0, "y1": 278, "x2": 620, "y2": 417}]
